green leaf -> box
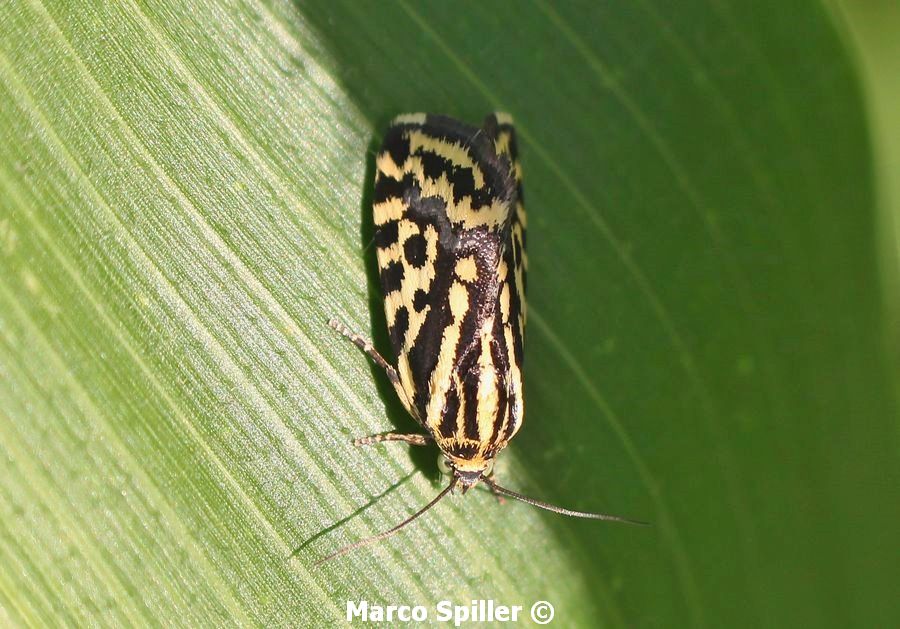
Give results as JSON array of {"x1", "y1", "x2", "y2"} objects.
[{"x1": 1, "y1": 0, "x2": 897, "y2": 626}]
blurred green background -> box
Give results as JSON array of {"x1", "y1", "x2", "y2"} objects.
[
  {"x1": 0, "y1": 1, "x2": 898, "y2": 627},
  {"x1": 839, "y1": 0, "x2": 900, "y2": 352}
]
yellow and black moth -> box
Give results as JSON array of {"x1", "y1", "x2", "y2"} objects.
[{"x1": 321, "y1": 113, "x2": 643, "y2": 564}]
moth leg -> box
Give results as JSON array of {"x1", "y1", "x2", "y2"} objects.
[
  {"x1": 328, "y1": 318, "x2": 417, "y2": 417},
  {"x1": 354, "y1": 432, "x2": 430, "y2": 447}
]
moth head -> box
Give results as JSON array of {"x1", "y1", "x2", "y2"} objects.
[
  {"x1": 439, "y1": 456, "x2": 494, "y2": 493},
  {"x1": 455, "y1": 470, "x2": 483, "y2": 495}
]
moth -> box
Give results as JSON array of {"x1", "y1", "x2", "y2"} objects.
[{"x1": 321, "y1": 113, "x2": 643, "y2": 564}]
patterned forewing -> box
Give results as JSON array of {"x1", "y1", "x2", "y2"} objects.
[
  {"x1": 373, "y1": 113, "x2": 524, "y2": 460},
  {"x1": 490, "y1": 114, "x2": 527, "y2": 443}
]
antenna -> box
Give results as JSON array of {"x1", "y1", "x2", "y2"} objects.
[
  {"x1": 481, "y1": 477, "x2": 648, "y2": 525},
  {"x1": 315, "y1": 478, "x2": 458, "y2": 566}
]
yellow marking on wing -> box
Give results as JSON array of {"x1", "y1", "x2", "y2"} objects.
[
  {"x1": 383, "y1": 291, "x2": 403, "y2": 328},
  {"x1": 376, "y1": 151, "x2": 405, "y2": 180},
  {"x1": 404, "y1": 302, "x2": 431, "y2": 353},
  {"x1": 451, "y1": 200, "x2": 510, "y2": 230},
  {"x1": 511, "y1": 222, "x2": 527, "y2": 321},
  {"x1": 448, "y1": 452, "x2": 490, "y2": 473},
  {"x1": 500, "y1": 282, "x2": 510, "y2": 322},
  {"x1": 397, "y1": 352, "x2": 417, "y2": 400},
  {"x1": 424, "y1": 223, "x2": 438, "y2": 261},
  {"x1": 376, "y1": 219, "x2": 425, "y2": 264},
  {"x1": 455, "y1": 256, "x2": 478, "y2": 282},
  {"x1": 377, "y1": 220, "x2": 440, "y2": 353},
  {"x1": 408, "y1": 129, "x2": 485, "y2": 188},
  {"x1": 495, "y1": 130, "x2": 512, "y2": 157},
  {"x1": 474, "y1": 323, "x2": 500, "y2": 444},
  {"x1": 498, "y1": 260, "x2": 509, "y2": 282},
  {"x1": 425, "y1": 281, "x2": 469, "y2": 432},
  {"x1": 448, "y1": 280, "x2": 470, "y2": 320},
  {"x1": 385, "y1": 153, "x2": 510, "y2": 230},
  {"x1": 373, "y1": 197, "x2": 406, "y2": 225},
  {"x1": 402, "y1": 224, "x2": 438, "y2": 349},
  {"x1": 452, "y1": 372, "x2": 465, "y2": 442},
  {"x1": 504, "y1": 321, "x2": 525, "y2": 440}
]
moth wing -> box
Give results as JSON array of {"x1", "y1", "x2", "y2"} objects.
[
  {"x1": 372, "y1": 113, "x2": 519, "y2": 423},
  {"x1": 485, "y1": 113, "x2": 527, "y2": 441},
  {"x1": 484, "y1": 112, "x2": 526, "y2": 334}
]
